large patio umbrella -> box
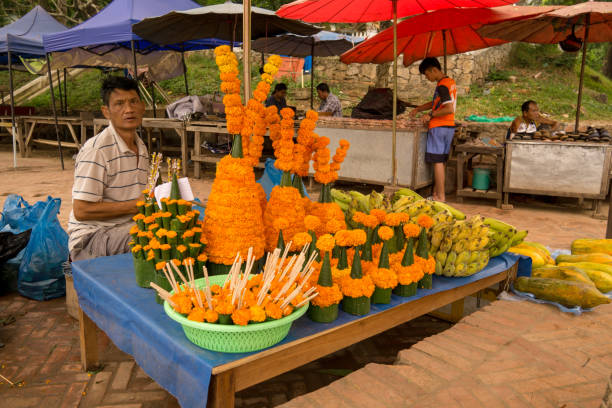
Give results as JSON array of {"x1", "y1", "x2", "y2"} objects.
[
  {"x1": 252, "y1": 31, "x2": 364, "y2": 108},
  {"x1": 478, "y1": 1, "x2": 612, "y2": 133},
  {"x1": 277, "y1": 0, "x2": 518, "y2": 186},
  {"x1": 132, "y1": 1, "x2": 319, "y2": 99},
  {"x1": 340, "y1": 6, "x2": 558, "y2": 69}
]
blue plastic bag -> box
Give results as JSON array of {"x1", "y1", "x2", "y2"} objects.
[
  {"x1": 17, "y1": 197, "x2": 68, "y2": 300},
  {"x1": 1, "y1": 194, "x2": 49, "y2": 234},
  {"x1": 257, "y1": 158, "x2": 310, "y2": 200}
]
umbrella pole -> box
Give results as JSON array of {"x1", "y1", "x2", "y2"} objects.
[
  {"x1": 310, "y1": 38, "x2": 315, "y2": 109},
  {"x1": 63, "y1": 68, "x2": 68, "y2": 115},
  {"x1": 131, "y1": 40, "x2": 139, "y2": 86},
  {"x1": 575, "y1": 15, "x2": 590, "y2": 133},
  {"x1": 7, "y1": 50, "x2": 17, "y2": 168},
  {"x1": 182, "y1": 48, "x2": 189, "y2": 95},
  {"x1": 46, "y1": 53, "x2": 65, "y2": 171},
  {"x1": 56, "y1": 70, "x2": 64, "y2": 115},
  {"x1": 442, "y1": 29, "x2": 447, "y2": 74},
  {"x1": 391, "y1": 0, "x2": 398, "y2": 186},
  {"x1": 243, "y1": 0, "x2": 252, "y2": 100}
]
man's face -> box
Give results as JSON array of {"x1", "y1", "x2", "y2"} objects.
[
  {"x1": 275, "y1": 89, "x2": 287, "y2": 100},
  {"x1": 424, "y1": 67, "x2": 437, "y2": 82},
  {"x1": 524, "y1": 103, "x2": 539, "y2": 121},
  {"x1": 317, "y1": 89, "x2": 327, "y2": 100},
  {"x1": 101, "y1": 88, "x2": 144, "y2": 132}
]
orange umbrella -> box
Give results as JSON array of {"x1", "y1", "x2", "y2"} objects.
[
  {"x1": 478, "y1": 1, "x2": 612, "y2": 131},
  {"x1": 340, "y1": 6, "x2": 558, "y2": 68}
]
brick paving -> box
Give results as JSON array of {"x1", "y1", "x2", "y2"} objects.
[{"x1": 280, "y1": 300, "x2": 612, "y2": 408}]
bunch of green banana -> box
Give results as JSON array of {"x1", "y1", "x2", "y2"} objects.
[
  {"x1": 393, "y1": 188, "x2": 423, "y2": 202},
  {"x1": 484, "y1": 217, "x2": 528, "y2": 257},
  {"x1": 433, "y1": 215, "x2": 491, "y2": 277},
  {"x1": 369, "y1": 190, "x2": 388, "y2": 211},
  {"x1": 331, "y1": 189, "x2": 351, "y2": 211}
]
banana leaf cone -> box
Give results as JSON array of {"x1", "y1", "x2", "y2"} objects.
[
  {"x1": 308, "y1": 252, "x2": 339, "y2": 323},
  {"x1": 280, "y1": 171, "x2": 292, "y2": 187},
  {"x1": 144, "y1": 203, "x2": 154, "y2": 217},
  {"x1": 137, "y1": 201, "x2": 146, "y2": 215},
  {"x1": 153, "y1": 200, "x2": 161, "y2": 213},
  {"x1": 394, "y1": 238, "x2": 418, "y2": 297},
  {"x1": 166, "y1": 231, "x2": 178, "y2": 246},
  {"x1": 161, "y1": 245, "x2": 171, "y2": 261},
  {"x1": 154, "y1": 263, "x2": 171, "y2": 304},
  {"x1": 292, "y1": 175, "x2": 307, "y2": 197},
  {"x1": 161, "y1": 198, "x2": 168, "y2": 212},
  {"x1": 372, "y1": 238, "x2": 392, "y2": 304},
  {"x1": 395, "y1": 226, "x2": 406, "y2": 254},
  {"x1": 161, "y1": 213, "x2": 171, "y2": 230},
  {"x1": 306, "y1": 231, "x2": 318, "y2": 262},
  {"x1": 182, "y1": 231, "x2": 194, "y2": 246},
  {"x1": 189, "y1": 212, "x2": 199, "y2": 228},
  {"x1": 337, "y1": 246, "x2": 348, "y2": 270},
  {"x1": 332, "y1": 245, "x2": 340, "y2": 259},
  {"x1": 218, "y1": 314, "x2": 233, "y2": 325},
  {"x1": 192, "y1": 228, "x2": 202, "y2": 243},
  {"x1": 153, "y1": 247, "x2": 161, "y2": 260},
  {"x1": 138, "y1": 233, "x2": 149, "y2": 247},
  {"x1": 372, "y1": 225, "x2": 381, "y2": 245},
  {"x1": 277, "y1": 229, "x2": 285, "y2": 252},
  {"x1": 148, "y1": 223, "x2": 160, "y2": 236},
  {"x1": 417, "y1": 228, "x2": 433, "y2": 289},
  {"x1": 207, "y1": 261, "x2": 232, "y2": 276},
  {"x1": 178, "y1": 200, "x2": 188, "y2": 216},
  {"x1": 342, "y1": 246, "x2": 370, "y2": 316},
  {"x1": 136, "y1": 218, "x2": 145, "y2": 231},
  {"x1": 188, "y1": 243, "x2": 201, "y2": 259},
  {"x1": 167, "y1": 200, "x2": 178, "y2": 217},
  {"x1": 170, "y1": 173, "x2": 182, "y2": 201},
  {"x1": 318, "y1": 183, "x2": 332, "y2": 203},
  {"x1": 170, "y1": 218, "x2": 185, "y2": 235}
]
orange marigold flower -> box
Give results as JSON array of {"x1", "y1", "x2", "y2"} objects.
[
  {"x1": 187, "y1": 307, "x2": 206, "y2": 322},
  {"x1": 326, "y1": 218, "x2": 345, "y2": 234},
  {"x1": 273, "y1": 217, "x2": 290, "y2": 231},
  {"x1": 370, "y1": 209, "x2": 387, "y2": 224},
  {"x1": 304, "y1": 215, "x2": 321, "y2": 231},
  {"x1": 249, "y1": 305, "x2": 266, "y2": 322},
  {"x1": 351, "y1": 229, "x2": 367, "y2": 246},
  {"x1": 417, "y1": 214, "x2": 434, "y2": 229},
  {"x1": 231, "y1": 308, "x2": 251, "y2": 326},
  {"x1": 265, "y1": 302, "x2": 283, "y2": 320},
  {"x1": 306, "y1": 110, "x2": 319, "y2": 121},
  {"x1": 403, "y1": 223, "x2": 420, "y2": 238},
  {"x1": 204, "y1": 309, "x2": 219, "y2": 323},
  {"x1": 316, "y1": 234, "x2": 335, "y2": 253},
  {"x1": 291, "y1": 232, "x2": 312, "y2": 250},
  {"x1": 369, "y1": 268, "x2": 398, "y2": 289},
  {"x1": 394, "y1": 263, "x2": 424, "y2": 285},
  {"x1": 384, "y1": 212, "x2": 404, "y2": 227},
  {"x1": 378, "y1": 226, "x2": 394, "y2": 241},
  {"x1": 339, "y1": 139, "x2": 350, "y2": 149},
  {"x1": 340, "y1": 275, "x2": 375, "y2": 298},
  {"x1": 311, "y1": 284, "x2": 343, "y2": 307}
]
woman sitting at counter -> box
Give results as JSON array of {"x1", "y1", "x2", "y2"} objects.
[{"x1": 507, "y1": 100, "x2": 560, "y2": 140}]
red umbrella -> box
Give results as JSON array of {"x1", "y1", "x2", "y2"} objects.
[
  {"x1": 340, "y1": 6, "x2": 558, "y2": 67},
  {"x1": 277, "y1": 0, "x2": 517, "y2": 22},
  {"x1": 277, "y1": 0, "x2": 519, "y2": 186},
  {"x1": 478, "y1": 1, "x2": 612, "y2": 132}
]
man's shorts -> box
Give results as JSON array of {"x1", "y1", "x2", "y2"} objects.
[{"x1": 425, "y1": 126, "x2": 455, "y2": 163}]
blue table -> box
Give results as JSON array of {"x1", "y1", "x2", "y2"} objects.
[{"x1": 72, "y1": 252, "x2": 526, "y2": 408}]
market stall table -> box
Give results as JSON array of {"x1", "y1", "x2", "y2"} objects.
[
  {"x1": 455, "y1": 144, "x2": 505, "y2": 208},
  {"x1": 504, "y1": 140, "x2": 612, "y2": 210},
  {"x1": 94, "y1": 118, "x2": 188, "y2": 176},
  {"x1": 0, "y1": 115, "x2": 25, "y2": 156},
  {"x1": 72, "y1": 252, "x2": 525, "y2": 408},
  {"x1": 22, "y1": 115, "x2": 89, "y2": 154}
]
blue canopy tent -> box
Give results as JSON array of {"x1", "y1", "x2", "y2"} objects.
[
  {"x1": 0, "y1": 6, "x2": 67, "y2": 168},
  {"x1": 40, "y1": 0, "x2": 232, "y2": 170}
]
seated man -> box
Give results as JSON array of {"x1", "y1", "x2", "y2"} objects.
[
  {"x1": 316, "y1": 83, "x2": 342, "y2": 117},
  {"x1": 69, "y1": 76, "x2": 149, "y2": 261},
  {"x1": 265, "y1": 83, "x2": 288, "y2": 112},
  {"x1": 508, "y1": 100, "x2": 560, "y2": 139}
]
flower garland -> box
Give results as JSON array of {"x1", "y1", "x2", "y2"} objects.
[
  {"x1": 295, "y1": 110, "x2": 318, "y2": 177},
  {"x1": 263, "y1": 186, "x2": 306, "y2": 251},
  {"x1": 214, "y1": 45, "x2": 243, "y2": 136},
  {"x1": 274, "y1": 108, "x2": 296, "y2": 172}
]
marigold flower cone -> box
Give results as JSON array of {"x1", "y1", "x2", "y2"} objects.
[{"x1": 263, "y1": 186, "x2": 306, "y2": 251}]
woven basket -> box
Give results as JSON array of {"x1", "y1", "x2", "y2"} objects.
[{"x1": 164, "y1": 275, "x2": 308, "y2": 353}]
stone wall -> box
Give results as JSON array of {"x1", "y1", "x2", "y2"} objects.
[{"x1": 301, "y1": 43, "x2": 512, "y2": 109}]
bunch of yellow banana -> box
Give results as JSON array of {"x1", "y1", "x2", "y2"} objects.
[
  {"x1": 484, "y1": 218, "x2": 528, "y2": 258},
  {"x1": 432, "y1": 215, "x2": 491, "y2": 277}
]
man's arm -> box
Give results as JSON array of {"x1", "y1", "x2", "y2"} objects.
[
  {"x1": 409, "y1": 101, "x2": 433, "y2": 117},
  {"x1": 537, "y1": 114, "x2": 560, "y2": 130},
  {"x1": 73, "y1": 199, "x2": 139, "y2": 221}
]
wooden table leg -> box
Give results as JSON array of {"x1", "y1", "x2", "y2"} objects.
[
  {"x1": 207, "y1": 371, "x2": 235, "y2": 408},
  {"x1": 194, "y1": 131, "x2": 201, "y2": 179},
  {"x1": 496, "y1": 154, "x2": 503, "y2": 208},
  {"x1": 79, "y1": 307, "x2": 99, "y2": 371},
  {"x1": 456, "y1": 152, "x2": 465, "y2": 203},
  {"x1": 180, "y1": 128, "x2": 188, "y2": 177}
]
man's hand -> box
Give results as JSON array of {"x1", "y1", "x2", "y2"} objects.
[
  {"x1": 421, "y1": 113, "x2": 431, "y2": 125},
  {"x1": 408, "y1": 108, "x2": 419, "y2": 118}
]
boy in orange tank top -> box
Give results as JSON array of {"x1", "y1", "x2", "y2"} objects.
[{"x1": 409, "y1": 57, "x2": 456, "y2": 202}]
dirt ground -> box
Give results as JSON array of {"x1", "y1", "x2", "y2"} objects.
[{"x1": 0, "y1": 146, "x2": 607, "y2": 250}]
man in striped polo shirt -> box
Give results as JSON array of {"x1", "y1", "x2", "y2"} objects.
[{"x1": 69, "y1": 76, "x2": 149, "y2": 261}]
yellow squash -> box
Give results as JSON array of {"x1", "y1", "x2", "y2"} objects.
[
  {"x1": 515, "y1": 277, "x2": 610, "y2": 309},
  {"x1": 508, "y1": 247, "x2": 546, "y2": 268},
  {"x1": 571, "y1": 239, "x2": 612, "y2": 256},
  {"x1": 532, "y1": 266, "x2": 595, "y2": 287},
  {"x1": 558, "y1": 263, "x2": 612, "y2": 293},
  {"x1": 556, "y1": 253, "x2": 612, "y2": 265}
]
